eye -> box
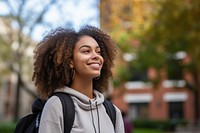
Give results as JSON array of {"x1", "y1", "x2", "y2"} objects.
[
  {"x1": 96, "y1": 50, "x2": 101, "y2": 55},
  {"x1": 83, "y1": 50, "x2": 90, "y2": 53}
]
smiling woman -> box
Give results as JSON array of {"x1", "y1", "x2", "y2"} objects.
[
  {"x1": 71, "y1": 36, "x2": 104, "y2": 83},
  {"x1": 32, "y1": 25, "x2": 125, "y2": 133}
]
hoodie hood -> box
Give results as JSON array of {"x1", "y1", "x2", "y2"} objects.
[{"x1": 56, "y1": 86, "x2": 105, "y2": 110}]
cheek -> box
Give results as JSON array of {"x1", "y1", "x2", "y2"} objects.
[
  {"x1": 101, "y1": 56, "x2": 104, "y2": 65},
  {"x1": 102, "y1": 57, "x2": 104, "y2": 64},
  {"x1": 73, "y1": 55, "x2": 88, "y2": 66}
]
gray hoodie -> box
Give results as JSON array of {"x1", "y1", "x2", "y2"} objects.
[{"x1": 38, "y1": 86, "x2": 125, "y2": 133}]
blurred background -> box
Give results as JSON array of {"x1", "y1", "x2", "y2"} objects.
[{"x1": 0, "y1": 0, "x2": 200, "y2": 133}]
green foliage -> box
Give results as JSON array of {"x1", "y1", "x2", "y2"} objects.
[
  {"x1": 134, "y1": 128, "x2": 162, "y2": 133},
  {"x1": 113, "y1": 65, "x2": 131, "y2": 87},
  {"x1": 167, "y1": 58, "x2": 183, "y2": 80},
  {"x1": 0, "y1": 122, "x2": 16, "y2": 133},
  {"x1": 133, "y1": 119, "x2": 188, "y2": 132},
  {"x1": 134, "y1": 0, "x2": 200, "y2": 85},
  {"x1": 117, "y1": 32, "x2": 133, "y2": 53},
  {"x1": 134, "y1": 41, "x2": 166, "y2": 70}
]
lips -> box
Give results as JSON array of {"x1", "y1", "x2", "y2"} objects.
[
  {"x1": 90, "y1": 63, "x2": 100, "y2": 67},
  {"x1": 87, "y1": 62, "x2": 102, "y2": 69}
]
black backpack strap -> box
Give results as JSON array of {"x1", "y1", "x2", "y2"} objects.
[
  {"x1": 53, "y1": 92, "x2": 75, "y2": 133},
  {"x1": 103, "y1": 99, "x2": 116, "y2": 129}
]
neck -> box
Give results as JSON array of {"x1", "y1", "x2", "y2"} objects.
[{"x1": 70, "y1": 77, "x2": 94, "y2": 99}]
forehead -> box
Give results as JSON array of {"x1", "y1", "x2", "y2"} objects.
[{"x1": 75, "y1": 35, "x2": 99, "y2": 48}]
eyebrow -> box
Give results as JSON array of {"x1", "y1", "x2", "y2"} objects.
[{"x1": 78, "y1": 45, "x2": 100, "y2": 50}]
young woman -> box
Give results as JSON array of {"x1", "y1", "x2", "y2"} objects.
[{"x1": 32, "y1": 25, "x2": 125, "y2": 133}]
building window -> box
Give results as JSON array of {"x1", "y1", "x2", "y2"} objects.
[
  {"x1": 168, "y1": 102, "x2": 184, "y2": 119},
  {"x1": 128, "y1": 103, "x2": 149, "y2": 120},
  {"x1": 129, "y1": 68, "x2": 147, "y2": 81}
]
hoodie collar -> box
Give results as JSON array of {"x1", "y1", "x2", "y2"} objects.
[{"x1": 56, "y1": 86, "x2": 105, "y2": 110}]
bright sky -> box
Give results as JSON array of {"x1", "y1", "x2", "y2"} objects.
[
  {"x1": 34, "y1": 0, "x2": 100, "y2": 41},
  {"x1": 0, "y1": 0, "x2": 100, "y2": 41}
]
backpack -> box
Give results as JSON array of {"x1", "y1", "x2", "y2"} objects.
[{"x1": 14, "y1": 92, "x2": 116, "y2": 133}]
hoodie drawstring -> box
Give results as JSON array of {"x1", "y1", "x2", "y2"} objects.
[
  {"x1": 96, "y1": 102, "x2": 100, "y2": 133},
  {"x1": 89, "y1": 100, "x2": 101, "y2": 133},
  {"x1": 89, "y1": 100, "x2": 97, "y2": 133}
]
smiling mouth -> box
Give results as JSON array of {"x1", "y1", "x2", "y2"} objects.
[
  {"x1": 90, "y1": 63, "x2": 100, "y2": 67},
  {"x1": 87, "y1": 63, "x2": 102, "y2": 69},
  {"x1": 87, "y1": 62, "x2": 101, "y2": 66}
]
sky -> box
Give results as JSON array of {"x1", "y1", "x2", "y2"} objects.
[
  {"x1": 0, "y1": 0, "x2": 100, "y2": 41},
  {"x1": 34, "y1": 0, "x2": 100, "y2": 41}
]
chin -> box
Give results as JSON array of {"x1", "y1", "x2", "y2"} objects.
[{"x1": 91, "y1": 73, "x2": 100, "y2": 78}]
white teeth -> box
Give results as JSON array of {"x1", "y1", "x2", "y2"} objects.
[{"x1": 90, "y1": 64, "x2": 100, "y2": 67}]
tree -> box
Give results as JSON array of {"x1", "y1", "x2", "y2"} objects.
[
  {"x1": 0, "y1": 0, "x2": 83, "y2": 120},
  {"x1": 135, "y1": 0, "x2": 200, "y2": 123},
  {"x1": 100, "y1": 0, "x2": 161, "y2": 87}
]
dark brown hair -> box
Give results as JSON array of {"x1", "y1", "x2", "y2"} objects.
[{"x1": 32, "y1": 25, "x2": 117, "y2": 98}]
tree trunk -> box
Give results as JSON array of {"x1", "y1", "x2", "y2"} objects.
[
  {"x1": 192, "y1": 70, "x2": 200, "y2": 124},
  {"x1": 14, "y1": 73, "x2": 21, "y2": 121}
]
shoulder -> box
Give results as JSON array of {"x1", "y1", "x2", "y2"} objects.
[
  {"x1": 112, "y1": 104, "x2": 123, "y2": 119},
  {"x1": 113, "y1": 105, "x2": 121, "y2": 114},
  {"x1": 103, "y1": 100, "x2": 122, "y2": 115},
  {"x1": 42, "y1": 96, "x2": 63, "y2": 119},
  {"x1": 39, "y1": 96, "x2": 64, "y2": 132},
  {"x1": 112, "y1": 104, "x2": 125, "y2": 133},
  {"x1": 45, "y1": 96, "x2": 62, "y2": 108}
]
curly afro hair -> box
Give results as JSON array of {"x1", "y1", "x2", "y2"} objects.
[{"x1": 32, "y1": 25, "x2": 117, "y2": 98}]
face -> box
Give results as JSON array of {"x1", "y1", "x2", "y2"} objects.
[{"x1": 71, "y1": 35, "x2": 104, "y2": 79}]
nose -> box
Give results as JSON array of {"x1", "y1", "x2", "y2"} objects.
[{"x1": 91, "y1": 52, "x2": 100, "y2": 60}]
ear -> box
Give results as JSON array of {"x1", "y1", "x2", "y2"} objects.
[{"x1": 70, "y1": 60, "x2": 74, "y2": 68}]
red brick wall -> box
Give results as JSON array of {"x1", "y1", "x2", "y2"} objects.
[{"x1": 115, "y1": 86, "x2": 195, "y2": 122}]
